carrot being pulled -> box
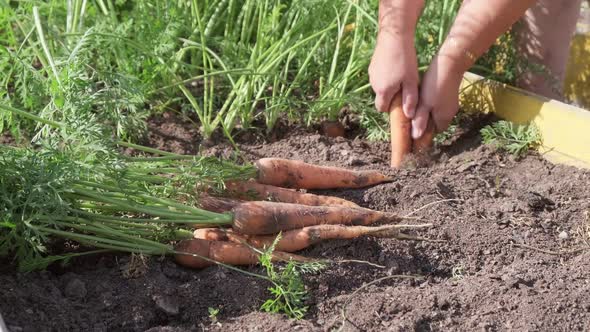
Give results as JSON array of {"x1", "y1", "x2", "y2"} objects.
[
  {"x1": 254, "y1": 158, "x2": 391, "y2": 189},
  {"x1": 389, "y1": 94, "x2": 412, "y2": 169},
  {"x1": 174, "y1": 238, "x2": 312, "y2": 269},
  {"x1": 193, "y1": 224, "x2": 429, "y2": 253},
  {"x1": 225, "y1": 180, "x2": 359, "y2": 207},
  {"x1": 413, "y1": 116, "x2": 436, "y2": 160},
  {"x1": 389, "y1": 95, "x2": 436, "y2": 168},
  {"x1": 231, "y1": 201, "x2": 399, "y2": 235}
]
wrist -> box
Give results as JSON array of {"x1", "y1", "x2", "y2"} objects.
[
  {"x1": 376, "y1": 29, "x2": 414, "y2": 46},
  {"x1": 377, "y1": 0, "x2": 424, "y2": 39},
  {"x1": 437, "y1": 35, "x2": 477, "y2": 73},
  {"x1": 430, "y1": 54, "x2": 466, "y2": 83}
]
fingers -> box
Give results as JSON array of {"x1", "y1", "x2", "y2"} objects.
[
  {"x1": 402, "y1": 81, "x2": 418, "y2": 118},
  {"x1": 411, "y1": 103, "x2": 431, "y2": 139},
  {"x1": 373, "y1": 86, "x2": 397, "y2": 113},
  {"x1": 373, "y1": 81, "x2": 417, "y2": 115}
]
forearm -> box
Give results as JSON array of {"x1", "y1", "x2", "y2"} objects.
[
  {"x1": 439, "y1": 0, "x2": 536, "y2": 72},
  {"x1": 377, "y1": 0, "x2": 425, "y2": 41}
]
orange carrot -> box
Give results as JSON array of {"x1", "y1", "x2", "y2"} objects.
[
  {"x1": 389, "y1": 94, "x2": 412, "y2": 168},
  {"x1": 193, "y1": 224, "x2": 407, "y2": 252},
  {"x1": 255, "y1": 158, "x2": 391, "y2": 189},
  {"x1": 321, "y1": 120, "x2": 346, "y2": 137},
  {"x1": 173, "y1": 238, "x2": 311, "y2": 269},
  {"x1": 193, "y1": 228, "x2": 231, "y2": 242},
  {"x1": 196, "y1": 197, "x2": 394, "y2": 236},
  {"x1": 413, "y1": 116, "x2": 436, "y2": 158},
  {"x1": 231, "y1": 201, "x2": 399, "y2": 235},
  {"x1": 225, "y1": 180, "x2": 359, "y2": 207}
]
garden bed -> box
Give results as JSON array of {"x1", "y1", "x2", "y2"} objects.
[{"x1": 1, "y1": 112, "x2": 589, "y2": 332}]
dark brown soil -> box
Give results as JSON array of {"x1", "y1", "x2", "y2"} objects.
[{"x1": 1, "y1": 112, "x2": 589, "y2": 332}]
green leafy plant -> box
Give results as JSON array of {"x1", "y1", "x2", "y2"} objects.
[
  {"x1": 434, "y1": 123, "x2": 458, "y2": 144},
  {"x1": 208, "y1": 307, "x2": 220, "y2": 322},
  {"x1": 259, "y1": 234, "x2": 326, "y2": 319},
  {"x1": 480, "y1": 120, "x2": 542, "y2": 156},
  {"x1": 359, "y1": 106, "x2": 390, "y2": 141},
  {"x1": 451, "y1": 263, "x2": 466, "y2": 281}
]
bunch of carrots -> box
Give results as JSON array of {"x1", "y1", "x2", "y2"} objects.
[{"x1": 174, "y1": 157, "x2": 430, "y2": 269}]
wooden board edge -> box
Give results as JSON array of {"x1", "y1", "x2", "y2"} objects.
[{"x1": 460, "y1": 72, "x2": 590, "y2": 169}]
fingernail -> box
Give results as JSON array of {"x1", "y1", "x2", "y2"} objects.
[
  {"x1": 412, "y1": 124, "x2": 423, "y2": 139},
  {"x1": 405, "y1": 104, "x2": 415, "y2": 118}
]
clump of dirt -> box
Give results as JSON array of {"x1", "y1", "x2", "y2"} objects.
[{"x1": 1, "y1": 114, "x2": 589, "y2": 332}]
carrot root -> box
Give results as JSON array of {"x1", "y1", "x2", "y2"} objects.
[
  {"x1": 231, "y1": 201, "x2": 400, "y2": 235},
  {"x1": 174, "y1": 238, "x2": 313, "y2": 269},
  {"x1": 321, "y1": 120, "x2": 346, "y2": 138},
  {"x1": 225, "y1": 180, "x2": 359, "y2": 208},
  {"x1": 412, "y1": 116, "x2": 436, "y2": 166},
  {"x1": 255, "y1": 158, "x2": 391, "y2": 190},
  {"x1": 389, "y1": 94, "x2": 412, "y2": 169},
  {"x1": 193, "y1": 224, "x2": 432, "y2": 253},
  {"x1": 413, "y1": 116, "x2": 436, "y2": 155}
]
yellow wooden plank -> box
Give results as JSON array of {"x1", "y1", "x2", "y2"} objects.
[
  {"x1": 564, "y1": 34, "x2": 590, "y2": 109},
  {"x1": 460, "y1": 72, "x2": 590, "y2": 169}
]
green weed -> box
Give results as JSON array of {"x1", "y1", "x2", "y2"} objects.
[
  {"x1": 434, "y1": 124, "x2": 458, "y2": 144},
  {"x1": 451, "y1": 263, "x2": 466, "y2": 281},
  {"x1": 480, "y1": 120, "x2": 542, "y2": 156},
  {"x1": 259, "y1": 234, "x2": 326, "y2": 319},
  {"x1": 208, "y1": 307, "x2": 220, "y2": 322}
]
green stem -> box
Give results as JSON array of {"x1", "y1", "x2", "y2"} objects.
[
  {"x1": 56, "y1": 220, "x2": 174, "y2": 249},
  {"x1": 33, "y1": 6, "x2": 61, "y2": 87},
  {"x1": 124, "y1": 155, "x2": 198, "y2": 162},
  {"x1": 67, "y1": 210, "x2": 160, "y2": 229},
  {"x1": 116, "y1": 141, "x2": 181, "y2": 157},
  {"x1": 70, "y1": 188, "x2": 233, "y2": 224},
  {"x1": 0, "y1": 104, "x2": 64, "y2": 128},
  {"x1": 36, "y1": 225, "x2": 170, "y2": 253},
  {"x1": 74, "y1": 180, "x2": 223, "y2": 218}
]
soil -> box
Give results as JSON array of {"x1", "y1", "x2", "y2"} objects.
[{"x1": 1, "y1": 112, "x2": 589, "y2": 332}]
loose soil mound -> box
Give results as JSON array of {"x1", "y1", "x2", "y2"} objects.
[{"x1": 1, "y1": 112, "x2": 589, "y2": 332}]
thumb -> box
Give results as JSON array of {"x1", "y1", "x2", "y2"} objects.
[
  {"x1": 402, "y1": 81, "x2": 419, "y2": 118},
  {"x1": 411, "y1": 103, "x2": 431, "y2": 139}
]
